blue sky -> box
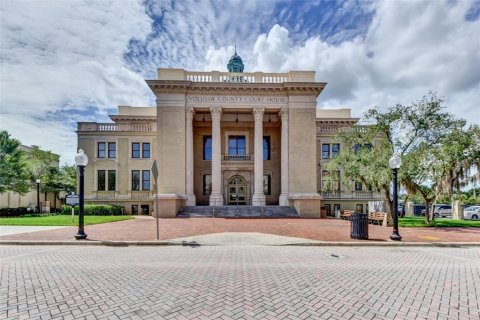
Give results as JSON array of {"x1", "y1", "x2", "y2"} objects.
[{"x1": 1, "y1": 0, "x2": 479, "y2": 164}]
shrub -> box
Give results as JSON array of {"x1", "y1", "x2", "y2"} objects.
[
  {"x1": 0, "y1": 207, "x2": 32, "y2": 217},
  {"x1": 59, "y1": 204, "x2": 124, "y2": 216}
]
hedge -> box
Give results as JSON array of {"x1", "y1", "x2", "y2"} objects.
[
  {"x1": 0, "y1": 207, "x2": 34, "y2": 218},
  {"x1": 60, "y1": 204, "x2": 124, "y2": 216}
]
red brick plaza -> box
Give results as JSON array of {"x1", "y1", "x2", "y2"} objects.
[{"x1": 1, "y1": 216, "x2": 479, "y2": 243}]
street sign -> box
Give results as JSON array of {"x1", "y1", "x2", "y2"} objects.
[
  {"x1": 151, "y1": 160, "x2": 158, "y2": 184},
  {"x1": 66, "y1": 194, "x2": 79, "y2": 206}
]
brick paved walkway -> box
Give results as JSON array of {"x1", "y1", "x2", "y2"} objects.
[
  {"x1": 0, "y1": 216, "x2": 479, "y2": 243},
  {"x1": 1, "y1": 246, "x2": 479, "y2": 319}
]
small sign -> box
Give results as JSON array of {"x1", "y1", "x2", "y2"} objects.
[
  {"x1": 66, "y1": 194, "x2": 79, "y2": 206},
  {"x1": 151, "y1": 160, "x2": 158, "y2": 183}
]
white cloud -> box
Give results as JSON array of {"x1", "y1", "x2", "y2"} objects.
[{"x1": 0, "y1": 1, "x2": 152, "y2": 163}]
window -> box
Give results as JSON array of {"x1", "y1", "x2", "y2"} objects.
[
  {"x1": 321, "y1": 170, "x2": 340, "y2": 191},
  {"x1": 332, "y1": 143, "x2": 340, "y2": 158},
  {"x1": 263, "y1": 136, "x2": 270, "y2": 160},
  {"x1": 228, "y1": 136, "x2": 246, "y2": 155},
  {"x1": 355, "y1": 181, "x2": 363, "y2": 191},
  {"x1": 263, "y1": 174, "x2": 271, "y2": 195},
  {"x1": 203, "y1": 136, "x2": 212, "y2": 160},
  {"x1": 97, "y1": 170, "x2": 106, "y2": 190},
  {"x1": 365, "y1": 203, "x2": 369, "y2": 214},
  {"x1": 324, "y1": 204, "x2": 331, "y2": 216},
  {"x1": 98, "y1": 142, "x2": 106, "y2": 158},
  {"x1": 108, "y1": 170, "x2": 116, "y2": 191},
  {"x1": 142, "y1": 170, "x2": 150, "y2": 191},
  {"x1": 108, "y1": 142, "x2": 116, "y2": 158},
  {"x1": 322, "y1": 144, "x2": 330, "y2": 159},
  {"x1": 203, "y1": 174, "x2": 212, "y2": 195},
  {"x1": 132, "y1": 143, "x2": 140, "y2": 158},
  {"x1": 132, "y1": 170, "x2": 140, "y2": 191},
  {"x1": 356, "y1": 204, "x2": 364, "y2": 213},
  {"x1": 142, "y1": 143, "x2": 150, "y2": 158},
  {"x1": 131, "y1": 205, "x2": 138, "y2": 215},
  {"x1": 334, "y1": 204, "x2": 341, "y2": 215},
  {"x1": 354, "y1": 143, "x2": 372, "y2": 154}
]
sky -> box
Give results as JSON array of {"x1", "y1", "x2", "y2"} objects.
[{"x1": 1, "y1": 0, "x2": 479, "y2": 164}]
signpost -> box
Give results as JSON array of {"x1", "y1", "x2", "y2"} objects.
[
  {"x1": 66, "y1": 193, "x2": 79, "y2": 222},
  {"x1": 152, "y1": 160, "x2": 159, "y2": 240}
]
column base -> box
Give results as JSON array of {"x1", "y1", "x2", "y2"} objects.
[
  {"x1": 186, "y1": 194, "x2": 196, "y2": 206},
  {"x1": 252, "y1": 193, "x2": 266, "y2": 206},
  {"x1": 209, "y1": 193, "x2": 224, "y2": 206},
  {"x1": 279, "y1": 193, "x2": 289, "y2": 206},
  {"x1": 288, "y1": 193, "x2": 321, "y2": 218}
]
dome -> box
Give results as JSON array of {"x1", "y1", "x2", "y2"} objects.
[{"x1": 227, "y1": 47, "x2": 244, "y2": 73}]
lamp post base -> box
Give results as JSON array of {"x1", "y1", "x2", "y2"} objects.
[
  {"x1": 75, "y1": 230, "x2": 88, "y2": 240},
  {"x1": 390, "y1": 232, "x2": 402, "y2": 241}
]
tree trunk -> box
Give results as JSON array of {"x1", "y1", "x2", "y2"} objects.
[{"x1": 424, "y1": 199, "x2": 431, "y2": 225}]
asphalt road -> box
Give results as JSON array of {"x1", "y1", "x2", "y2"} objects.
[{"x1": 1, "y1": 246, "x2": 479, "y2": 319}]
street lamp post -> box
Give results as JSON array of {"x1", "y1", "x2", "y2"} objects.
[
  {"x1": 74, "y1": 149, "x2": 88, "y2": 240},
  {"x1": 36, "y1": 179, "x2": 40, "y2": 213},
  {"x1": 389, "y1": 154, "x2": 402, "y2": 241}
]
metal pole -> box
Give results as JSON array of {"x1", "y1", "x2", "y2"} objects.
[
  {"x1": 36, "y1": 182, "x2": 40, "y2": 213},
  {"x1": 155, "y1": 189, "x2": 159, "y2": 240},
  {"x1": 75, "y1": 165, "x2": 87, "y2": 240},
  {"x1": 390, "y1": 168, "x2": 402, "y2": 241}
]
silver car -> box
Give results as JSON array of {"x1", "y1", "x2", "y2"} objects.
[{"x1": 464, "y1": 206, "x2": 480, "y2": 220}]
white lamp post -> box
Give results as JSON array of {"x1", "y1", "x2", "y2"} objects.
[
  {"x1": 389, "y1": 154, "x2": 402, "y2": 241},
  {"x1": 35, "y1": 179, "x2": 41, "y2": 213},
  {"x1": 74, "y1": 149, "x2": 88, "y2": 240}
]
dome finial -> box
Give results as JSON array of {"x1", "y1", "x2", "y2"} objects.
[{"x1": 227, "y1": 46, "x2": 244, "y2": 73}]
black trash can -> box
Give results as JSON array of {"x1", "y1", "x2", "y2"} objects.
[{"x1": 350, "y1": 212, "x2": 369, "y2": 240}]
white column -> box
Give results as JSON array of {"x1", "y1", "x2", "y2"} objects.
[
  {"x1": 185, "y1": 107, "x2": 196, "y2": 206},
  {"x1": 279, "y1": 108, "x2": 289, "y2": 206},
  {"x1": 252, "y1": 107, "x2": 266, "y2": 206},
  {"x1": 209, "y1": 107, "x2": 223, "y2": 206}
]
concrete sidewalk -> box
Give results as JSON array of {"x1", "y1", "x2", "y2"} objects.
[{"x1": 1, "y1": 216, "x2": 479, "y2": 246}]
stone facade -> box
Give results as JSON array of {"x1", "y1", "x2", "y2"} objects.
[{"x1": 76, "y1": 68, "x2": 386, "y2": 218}]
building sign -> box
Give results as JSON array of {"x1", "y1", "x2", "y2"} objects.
[
  {"x1": 66, "y1": 194, "x2": 79, "y2": 206},
  {"x1": 186, "y1": 95, "x2": 288, "y2": 106}
]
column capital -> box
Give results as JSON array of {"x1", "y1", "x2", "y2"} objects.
[
  {"x1": 210, "y1": 107, "x2": 222, "y2": 120},
  {"x1": 252, "y1": 107, "x2": 265, "y2": 121},
  {"x1": 279, "y1": 108, "x2": 289, "y2": 122},
  {"x1": 186, "y1": 107, "x2": 195, "y2": 120}
]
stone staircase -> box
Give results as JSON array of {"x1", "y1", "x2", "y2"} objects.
[{"x1": 176, "y1": 206, "x2": 299, "y2": 218}]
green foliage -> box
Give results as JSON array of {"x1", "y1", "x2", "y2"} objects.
[
  {"x1": 0, "y1": 131, "x2": 30, "y2": 194},
  {"x1": 0, "y1": 215, "x2": 132, "y2": 226},
  {"x1": 60, "y1": 204, "x2": 124, "y2": 215},
  {"x1": 25, "y1": 145, "x2": 59, "y2": 190},
  {"x1": 326, "y1": 93, "x2": 477, "y2": 225},
  {"x1": 399, "y1": 216, "x2": 480, "y2": 228}
]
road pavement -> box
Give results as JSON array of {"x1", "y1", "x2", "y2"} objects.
[{"x1": 1, "y1": 245, "x2": 479, "y2": 319}]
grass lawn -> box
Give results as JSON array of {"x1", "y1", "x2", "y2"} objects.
[
  {"x1": 0, "y1": 215, "x2": 132, "y2": 226},
  {"x1": 399, "y1": 216, "x2": 480, "y2": 228}
]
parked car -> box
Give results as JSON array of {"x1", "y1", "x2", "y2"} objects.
[
  {"x1": 413, "y1": 204, "x2": 426, "y2": 216},
  {"x1": 421, "y1": 204, "x2": 452, "y2": 218},
  {"x1": 464, "y1": 206, "x2": 480, "y2": 220}
]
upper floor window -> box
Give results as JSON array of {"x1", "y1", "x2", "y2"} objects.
[
  {"x1": 354, "y1": 181, "x2": 363, "y2": 191},
  {"x1": 98, "y1": 142, "x2": 106, "y2": 158},
  {"x1": 132, "y1": 142, "x2": 150, "y2": 159},
  {"x1": 142, "y1": 170, "x2": 150, "y2": 190},
  {"x1": 108, "y1": 142, "x2": 116, "y2": 158},
  {"x1": 354, "y1": 143, "x2": 372, "y2": 154},
  {"x1": 332, "y1": 143, "x2": 340, "y2": 158},
  {"x1": 322, "y1": 144, "x2": 330, "y2": 159},
  {"x1": 132, "y1": 170, "x2": 140, "y2": 191},
  {"x1": 108, "y1": 170, "x2": 116, "y2": 191},
  {"x1": 98, "y1": 170, "x2": 106, "y2": 190},
  {"x1": 142, "y1": 143, "x2": 150, "y2": 158},
  {"x1": 132, "y1": 170, "x2": 151, "y2": 191},
  {"x1": 132, "y1": 143, "x2": 140, "y2": 158},
  {"x1": 263, "y1": 136, "x2": 270, "y2": 160},
  {"x1": 321, "y1": 170, "x2": 340, "y2": 191},
  {"x1": 203, "y1": 136, "x2": 212, "y2": 160},
  {"x1": 228, "y1": 136, "x2": 246, "y2": 155}
]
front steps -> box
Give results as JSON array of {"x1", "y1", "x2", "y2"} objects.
[{"x1": 176, "y1": 206, "x2": 299, "y2": 218}]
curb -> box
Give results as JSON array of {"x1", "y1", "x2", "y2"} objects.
[{"x1": 1, "y1": 240, "x2": 480, "y2": 247}]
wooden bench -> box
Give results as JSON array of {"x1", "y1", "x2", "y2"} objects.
[
  {"x1": 368, "y1": 212, "x2": 387, "y2": 225},
  {"x1": 340, "y1": 210, "x2": 354, "y2": 220}
]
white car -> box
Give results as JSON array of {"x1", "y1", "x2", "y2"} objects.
[{"x1": 464, "y1": 206, "x2": 480, "y2": 220}]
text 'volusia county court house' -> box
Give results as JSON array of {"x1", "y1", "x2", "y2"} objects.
[{"x1": 77, "y1": 51, "x2": 384, "y2": 218}]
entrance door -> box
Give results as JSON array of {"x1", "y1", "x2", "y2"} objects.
[{"x1": 227, "y1": 175, "x2": 247, "y2": 205}]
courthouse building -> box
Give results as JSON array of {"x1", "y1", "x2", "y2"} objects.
[{"x1": 77, "y1": 51, "x2": 384, "y2": 218}]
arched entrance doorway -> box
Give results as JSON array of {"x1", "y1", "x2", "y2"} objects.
[{"x1": 227, "y1": 175, "x2": 247, "y2": 205}]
